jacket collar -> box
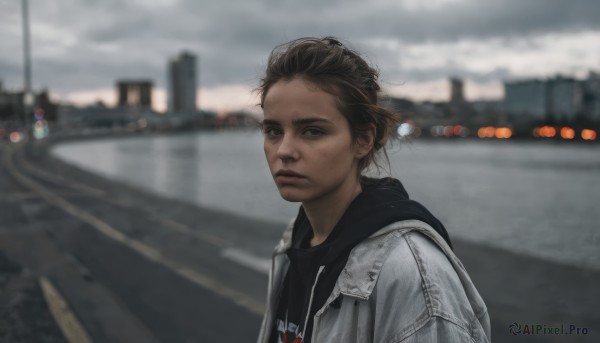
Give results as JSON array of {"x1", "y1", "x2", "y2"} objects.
[
  {"x1": 274, "y1": 217, "x2": 295, "y2": 254},
  {"x1": 320, "y1": 219, "x2": 466, "y2": 318},
  {"x1": 333, "y1": 219, "x2": 442, "y2": 300}
]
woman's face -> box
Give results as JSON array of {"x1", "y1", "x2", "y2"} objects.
[{"x1": 262, "y1": 77, "x2": 363, "y2": 204}]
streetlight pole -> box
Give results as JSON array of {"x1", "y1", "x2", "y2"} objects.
[{"x1": 21, "y1": 0, "x2": 33, "y2": 133}]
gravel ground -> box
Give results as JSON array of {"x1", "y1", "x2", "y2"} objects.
[{"x1": 0, "y1": 252, "x2": 66, "y2": 343}]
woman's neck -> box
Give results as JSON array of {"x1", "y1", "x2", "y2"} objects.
[{"x1": 302, "y1": 177, "x2": 362, "y2": 247}]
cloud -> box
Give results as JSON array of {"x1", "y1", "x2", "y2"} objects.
[{"x1": 1, "y1": 0, "x2": 599, "y2": 109}]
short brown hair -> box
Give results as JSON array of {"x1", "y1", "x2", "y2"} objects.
[{"x1": 257, "y1": 36, "x2": 402, "y2": 174}]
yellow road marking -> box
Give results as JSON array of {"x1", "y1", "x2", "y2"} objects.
[
  {"x1": 15, "y1": 144, "x2": 225, "y2": 249},
  {"x1": 39, "y1": 276, "x2": 94, "y2": 343},
  {"x1": 4, "y1": 146, "x2": 265, "y2": 316}
]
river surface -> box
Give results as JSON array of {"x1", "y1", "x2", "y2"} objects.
[{"x1": 52, "y1": 131, "x2": 600, "y2": 270}]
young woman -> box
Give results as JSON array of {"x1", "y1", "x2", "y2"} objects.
[{"x1": 256, "y1": 37, "x2": 490, "y2": 343}]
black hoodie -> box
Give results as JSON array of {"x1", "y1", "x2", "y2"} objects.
[{"x1": 270, "y1": 176, "x2": 452, "y2": 343}]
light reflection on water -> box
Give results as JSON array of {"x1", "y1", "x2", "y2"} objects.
[{"x1": 52, "y1": 131, "x2": 600, "y2": 270}]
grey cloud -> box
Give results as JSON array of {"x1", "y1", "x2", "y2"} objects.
[
  {"x1": 1, "y1": 0, "x2": 598, "y2": 97},
  {"x1": 334, "y1": 0, "x2": 600, "y2": 42}
]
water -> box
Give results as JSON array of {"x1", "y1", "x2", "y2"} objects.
[{"x1": 52, "y1": 131, "x2": 600, "y2": 270}]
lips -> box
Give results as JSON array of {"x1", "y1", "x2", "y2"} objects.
[
  {"x1": 275, "y1": 169, "x2": 305, "y2": 178},
  {"x1": 275, "y1": 169, "x2": 306, "y2": 186}
]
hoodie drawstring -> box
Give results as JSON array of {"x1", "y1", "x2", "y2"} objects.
[{"x1": 295, "y1": 265, "x2": 325, "y2": 342}]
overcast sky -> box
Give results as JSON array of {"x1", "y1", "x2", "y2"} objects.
[{"x1": 1, "y1": 0, "x2": 599, "y2": 112}]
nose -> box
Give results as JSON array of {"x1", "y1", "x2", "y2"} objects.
[{"x1": 276, "y1": 133, "x2": 299, "y2": 161}]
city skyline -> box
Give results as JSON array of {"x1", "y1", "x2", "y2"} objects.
[{"x1": 1, "y1": 0, "x2": 599, "y2": 113}]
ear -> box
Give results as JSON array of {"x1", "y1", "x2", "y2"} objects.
[{"x1": 354, "y1": 124, "x2": 375, "y2": 159}]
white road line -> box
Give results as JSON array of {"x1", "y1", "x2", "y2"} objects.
[{"x1": 221, "y1": 248, "x2": 271, "y2": 275}]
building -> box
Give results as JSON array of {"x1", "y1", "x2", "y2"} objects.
[
  {"x1": 447, "y1": 77, "x2": 477, "y2": 124},
  {"x1": 381, "y1": 96, "x2": 416, "y2": 114},
  {"x1": 168, "y1": 52, "x2": 197, "y2": 113},
  {"x1": 58, "y1": 103, "x2": 131, "y2": 129},
  {"x1": 0, "y1": 90, "x2": 24, "y2": 123},
  {"x1": 0, "y1": 86, "x2": 57, "y2": 126},
  {"x1": 116, "y1": 79, "x2": 153, "y2": 110},
  {"x1": 547, "y1": 76, "x2": 583, "y2": 122},
  {"x1": 582, "y1": 72, "x2": 600, "y2": 122},
  {"x1": 504, "y1": 73, "x2": 600, "y2": 124},
  {"x1": 471, "y1": 100, "x2": 504, "y2": 114},
  {"x1": 449, "y1": 77, "x2": 465, "y2": 104},
  {"x1": 504, "y1": 80, "x2": 548, "y2": 121}
]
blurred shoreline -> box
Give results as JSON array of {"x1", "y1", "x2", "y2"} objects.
[{"x1": 52, "y1": 129, "x2": 600, "y2": 271}]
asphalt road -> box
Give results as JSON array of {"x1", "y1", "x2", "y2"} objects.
[
  {"x1": 1, "y1": 135, "x2": 599, "y2": 343},
  {"x1": 1, "y1": 139, "x2": 277, "y2": 342}
]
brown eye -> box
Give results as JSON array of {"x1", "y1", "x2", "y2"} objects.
[
  {"x1": 303, "y1": 128, "x2": 325, "y2": 137},
  {"x1": 263, "y1": 126, "x2": 282, "y2": 137}
]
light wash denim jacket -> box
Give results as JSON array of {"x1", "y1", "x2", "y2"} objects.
[{"x1": 257, "y1": 219, "x2": 491, "y2": 343}]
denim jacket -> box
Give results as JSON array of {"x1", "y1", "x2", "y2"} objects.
[{"x1": 257, "y1": 219, "x2": 491, "y2": 343}]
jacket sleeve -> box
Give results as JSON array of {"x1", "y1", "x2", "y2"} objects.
[{"x1": 373, "y1": 231, "x2": 488, "y2": 343}]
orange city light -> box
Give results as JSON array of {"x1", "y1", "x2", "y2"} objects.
[
  {"x1": 581, "y1": 129, "x2": 597, "y2": 141},
  {"x1": 560, "y1": 127, "x2": 575, "y2": 140},
  {"x1": 495, "y1": 127, "x2": 512, "y2": 139},
  {"x1": 539, "y1": 126, "x2": 556, "y2": 138},
  {"x1": 477, "y1": 126, "x2": 496, "y2": 138}
]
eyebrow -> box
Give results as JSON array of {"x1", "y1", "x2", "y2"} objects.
[{"x1": 261, "y1": 117, "x2": 333, "y2": 126}]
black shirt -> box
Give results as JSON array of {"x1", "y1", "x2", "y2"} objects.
[{"x1": 270, "y1": 212, "x2": 334, "y2": 343}]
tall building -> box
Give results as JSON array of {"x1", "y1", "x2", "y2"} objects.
[
  {"x1": 168, "y1": 52, "x2": 197, "y2": 113},
  {"x1": 449, "y1": 78, "x2": 465, "y2": 104}
]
